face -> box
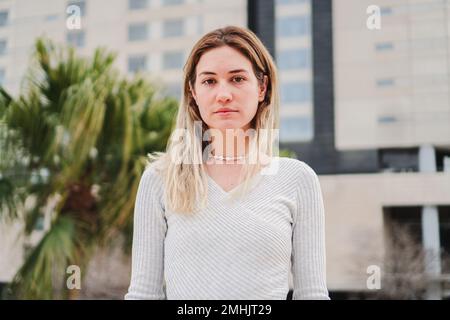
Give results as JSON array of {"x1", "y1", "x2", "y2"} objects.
[{"x1": 190, "y1": 46, "x2": 267, "y2": 133}]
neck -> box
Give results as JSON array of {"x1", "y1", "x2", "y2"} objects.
[{"x1": 209, "y1": 128, "x2": 249, "y2": 158}]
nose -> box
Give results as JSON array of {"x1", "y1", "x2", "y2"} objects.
[{"x1": 216, "y1": 82, "x2": 232, "y2": 104}]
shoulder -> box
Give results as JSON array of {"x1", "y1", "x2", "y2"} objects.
[
  {"x1": 272, "y1": 157, "x2": 321, "y2": 194},
  {"x1": 144, "y1": 154, "x2": 168, "y2": 180},
  {"x1": 135, "y1": 162, "x2": 166, "y2": 211},
  {"x1": 139, "y1": 161, "x2": 166, "y2": 193},
  {"x1": 277, "y1": 157, "x2": 319, "y2": 180}
]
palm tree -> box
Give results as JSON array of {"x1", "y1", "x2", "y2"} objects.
[{"x1": 0, "y1": 38, "x2": 177, "y2": 299}]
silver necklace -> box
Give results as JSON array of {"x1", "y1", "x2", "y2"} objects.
[{"x1": 211, "y1": 154, "x2": 247, "y2": 161}]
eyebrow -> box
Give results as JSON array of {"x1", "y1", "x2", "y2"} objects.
[{"x1": 198, "y1": 69, "x2": 249, "y2": 76}]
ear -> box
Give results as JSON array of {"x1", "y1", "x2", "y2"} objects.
[{"x1": 258, "y1": 75, "x2": 268, "y2": 102}]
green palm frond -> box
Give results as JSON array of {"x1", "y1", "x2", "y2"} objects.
[
  {"x1": 0, "y1": 116, "x2": 28, "y2": 221},
  {"x1": 0, "y1": 177, "x2": 16, "y2": 220},
  {"x1": 10, "y1": 215, "x2": 77, "y2": 299},
  {"x1": 1, "y1": 37, "x2": 177, "y2": 298}
]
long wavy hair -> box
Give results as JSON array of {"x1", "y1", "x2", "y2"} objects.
[{"x1": 148, "y1": 25, "x2": 280, "y2": 214}]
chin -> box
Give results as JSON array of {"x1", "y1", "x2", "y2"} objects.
[
  {"x1": 210, "y1": 121, "x2": 241, "y2": 129},
  {"x1": 216, "y1": 125, "x2": 247, "y2": 131}
]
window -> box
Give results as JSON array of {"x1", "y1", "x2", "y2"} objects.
[
  {"x1": 379, "y1": 149, "x2": 418, "y2": 172},
  {"x1": 0, "y1": 68, "x2": 5, "y2": 86},
  {"x1": 277, "y1": 16, "x2": 310, "y2": 37},
  {"x1": 163, "y1": 51, "x2": 183, "y2": 70},
  {"x1": 276, "y1": 0, "x2": 307, "y2": 5},
  {"x1": 376, "y1": 78, "x2": 395, "y2": 87},
  {"x1": 277, "y1": 48, "x2": 310, "y2": 70},
  {"x1": 66, "y1": 31, "x2": 85, "y2": 47},
  {"x1": 162, "y1": 0, "x2": 183, "y2": 6},
  {"x1": 280, "y1": 82, "x2": 311, "y2": 104},
  {"x1": 129, "y1": 0, "x2": 148, "y2": 10},
  {"x1": 0, "y1": 11, "x2": 8, "y2": 27},
  {"x1": 128, "y1": 55, "x2": 147, "y2": 73},
  {"x1": 45, "y1": 14, "x2": 59, "y2": 22},
  {"x1": 0, "y1": 40, "x2": 6, "y2": 55},
  {"x1": 378, "y1": 115, "x2": 398, "y2": 123},
  {"x1": 444, "y1": 156, "x2": 450, "y2": 172},
  {"x1": 128, "y1": 23, "x2": 148, "y2": 41},
  {"x1": 67, "y1": 0, "x2": 86, "y2": 17},
  {"x1": 280, "y1": 116, "x2": 312, "y2": 142},
  {"x1": 380, "y1": 6, "x2": 393, "y2": 16},
  {"x1": 163, "y1": 19, "x2": 184, "y2": 38},
  {"x1": 375, "y1": 42, "x2": 394, "y2": 51}
]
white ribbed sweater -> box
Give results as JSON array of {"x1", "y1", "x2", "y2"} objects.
[{"x1": 124, "y1": 157, "x2": 329, "y2": 300}]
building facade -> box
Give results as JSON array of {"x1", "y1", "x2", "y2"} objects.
[
  {"x1": 1, "y1": 0, "x2": 450, "y2": 299},
  {"x1": 251, "y1": 0, "x2": 450, "y2": 299},
  {"x1": 0, "y1": 0, "x2": 247, "y2": 97}
]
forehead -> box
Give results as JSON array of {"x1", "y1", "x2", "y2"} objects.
[{"x1": 196, "y1": 46, "x2": 253, "y2": 75}]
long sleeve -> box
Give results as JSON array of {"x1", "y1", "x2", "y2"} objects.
[
  {"x1": 124, "y1": 167, "x2": 167, "y2": 300},
  {"x1": 291, "y1": 162, "x2": 330, "y2": 300}
]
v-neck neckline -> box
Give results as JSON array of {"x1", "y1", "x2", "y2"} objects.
[{"x1": 206, "y1": 157, "x2": 274, "y2": 195}]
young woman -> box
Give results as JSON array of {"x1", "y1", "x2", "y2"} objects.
[{"x1": 125, "y1": 26, "x2": 329, "y2": 300}]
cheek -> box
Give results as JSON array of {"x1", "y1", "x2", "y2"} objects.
[
  {"x1": 196, "y1": 104, "x2": 210, "y2": 124},
  {"x1": 194, "y1": 87, "x2": 213, "y2": 107},
  {"x1": 195, "y1": 98, "x2": 217, "y2": 127},
  {"x1": 241, "y1": 90, "x2": 260, "y2": 117},
  {"x1": 244, "y1": 106, "x2": 259, "y2": 124},
  {"x1": 193, "y1": 88, "x2": 211, "y2": 116}
]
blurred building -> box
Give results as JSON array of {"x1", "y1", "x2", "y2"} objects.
[
  {"x1": 0, "y1": 0, "x2": 247, "y2": 97},
  {"x1": 331, "y1": 0, "x2": 450, "y2": 299},
  {"x1": 1, "y1": 0, "x2": 450, "y2": 299},
  {"x1": 267, "y1": 0, "x2": 450, "y2": 299}
]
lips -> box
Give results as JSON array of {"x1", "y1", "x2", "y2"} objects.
[{"x1": 214, "y1": 108, "x2": 238, "y2": 113}]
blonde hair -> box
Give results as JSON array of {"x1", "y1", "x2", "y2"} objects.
[{"x1": 148, "y1": 25, "x2": 280, "y2": 214}]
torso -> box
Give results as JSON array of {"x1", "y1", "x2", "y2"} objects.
[{"x1": 162, "y1": 156, "x2": 304, "y2": 299}]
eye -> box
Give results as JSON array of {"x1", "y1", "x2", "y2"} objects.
[
  {"x1": 233, "y1": 76, "x2": 246, "y2": 83},
  {"x1": 201, "y1": 79, "x2": 216, "y2": 86}
]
